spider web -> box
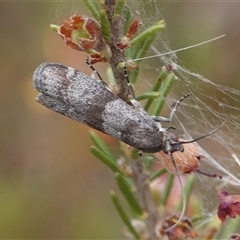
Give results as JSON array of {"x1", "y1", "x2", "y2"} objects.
[{"x1": 127, "y1": 0, "x2": 240, "y2": 233}]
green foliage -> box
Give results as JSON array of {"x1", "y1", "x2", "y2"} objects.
[
  {"x1": 83, "y1": 0, "x2": 101, "y2": 21},
  {"x1": 110, "y1": 191, "x2": 141, "y2": 239},
  {"x1": 115, "y1": 173, "x2": 144, "y2": 216},
  {"x1": 90, "y1": 146, "x2": 121, "y2": 174}
]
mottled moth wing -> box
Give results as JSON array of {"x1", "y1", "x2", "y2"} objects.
[{"x1": 33, "y1": 63, "x2": 163, "y2": 152}]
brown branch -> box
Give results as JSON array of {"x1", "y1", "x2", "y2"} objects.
[{"x1": 104, "y1": 0, "x2": 132, "y2": 103}]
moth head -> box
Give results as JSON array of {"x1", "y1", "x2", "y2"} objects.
[{"x1": 162, "y1": 132, "x2": 184, "y2": 155}]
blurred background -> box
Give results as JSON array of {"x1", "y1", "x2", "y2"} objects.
[{"x1": 1, "y1": 1, "x2": 240, "y2": 238}]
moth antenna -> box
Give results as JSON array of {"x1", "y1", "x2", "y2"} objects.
[
  {"x1": 164, "y1": 153, "x2": 187, "y2": 233},
  {"x1": 129, "y1": 35, "x2": 225, "y2": 62},
  {"x1": 179, "y1": 110, "x2": 229, "y2": 145}
]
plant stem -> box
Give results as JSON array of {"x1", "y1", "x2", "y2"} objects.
[
  {"x1": 130, "y1": 158, "x2": 159, "y2": 239},
  {"x1": 104, "y1": 1, "x2": 159, "y2": 238},
  {"x1": 104, "y1": 0, "x2": 132, "y2": 103}
]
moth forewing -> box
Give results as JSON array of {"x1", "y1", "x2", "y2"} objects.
[{"x1": 33, "y1": 63, "x2": 164, "y2": 153}]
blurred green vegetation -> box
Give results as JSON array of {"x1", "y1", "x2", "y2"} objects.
[{"x1": 0, "y1": 1, "x2": 240, "y2": 239}]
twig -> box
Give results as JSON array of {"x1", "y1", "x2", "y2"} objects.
[
  {"x1": 104, "y1": 1, "x2": 159, "y2": 238},
  {"x1": 130, "y1": 158, "x2": 159, "y2": 239},
  {"x1": 104, "y1": 0, "x2": 132, "y2": 103}
]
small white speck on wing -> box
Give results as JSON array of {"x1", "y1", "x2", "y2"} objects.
[{"x1": 66, "y1": 67, "x2": 76, "y2": 79}]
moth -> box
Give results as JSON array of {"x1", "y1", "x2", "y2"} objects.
[
  {"x1": 33, "y1": 62, "x2": 226, "y2": 155},
  {"x1": 33, "y1": 63, "x2": 167, "y2": 153}
]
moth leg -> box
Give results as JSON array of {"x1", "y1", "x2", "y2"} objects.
[
  {"x1": 86, "y1": 58, "x2": 135, "y2": 101},
  {"x1": 123, "y1": 67, "x2": 136, "y2": 99},
  {"x1": 122, "y1": 66, "x2": 147, "y2": 112},
  {"x1": 196, "y1": 169, "x2": 222, "y2": 179},
  {"x1": 86, "y1": 57, "x2": 104, "y2": 81},
  {"x1": 86, "y1": 57, "x2": 138, "y2": 110},
  {"x1": 152, "y1": 93, "x2": 192, "y2": 123}
]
